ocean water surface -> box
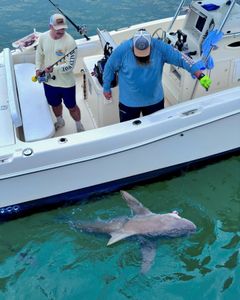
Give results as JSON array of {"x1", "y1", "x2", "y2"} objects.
[
  {"x1": 0, "y1": 0, "x2": 239, "y2": 299},
  {"x1": 0, "y1": 0, "x2": 180, "y2": 51}
]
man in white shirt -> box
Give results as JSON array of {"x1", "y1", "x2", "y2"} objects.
[{"x1": 35, "y1": 14, "x2": 84, "y2": 132}]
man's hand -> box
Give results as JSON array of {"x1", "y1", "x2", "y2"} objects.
[
  {"x1": 45, "y1": 66, "x2": 54, "y2": 74},
  {"x1": 36, "y1": 70, "x2": 42, "y2": 77},
  {"x1": 198, "y1": 74, "x2": 212, "y2": 90},
  {"x1": 103, "y1": 91, "x2": 112, "y2": 100}
]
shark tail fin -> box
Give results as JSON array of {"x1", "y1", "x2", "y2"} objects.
[{"x1": 107, "y1": 231, "x2": 135, "y2": 246}]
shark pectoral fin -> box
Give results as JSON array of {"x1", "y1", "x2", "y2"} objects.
[
  {"x1": 107, "y1": 231, "x2": 135, "y2": 246},
  {"x1": 140, "y1": 238, "x2": 157, "y2": 274}
]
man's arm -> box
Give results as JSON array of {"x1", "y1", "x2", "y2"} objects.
[
  {"x1": 35, "y1": 37, "x2": 44, "y2": 74},
  {"x1": 102, "y1": 43, "x2": 124, "y2": 99},
  {"x1": 159, "y1": 40, "x2": 212, "y2": 90},
  {"x1": 102, "y1": 56, "x2": 118, "y2": 99}
]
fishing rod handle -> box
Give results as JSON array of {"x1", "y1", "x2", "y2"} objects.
[{"x1": 84, "y1": 34, "x2": 90, "y2": 41}]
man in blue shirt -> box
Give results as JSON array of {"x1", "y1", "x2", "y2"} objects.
[{"x1": 103, "y1": 29, "x2": 211, "y2": 122}]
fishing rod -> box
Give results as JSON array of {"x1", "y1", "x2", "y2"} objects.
[
  {"x1": 48, "y1": 0, "x2": 90, "y2": 40},
  {"x1": 32, "y1": 47, "x2": 77, "y2": 82}
]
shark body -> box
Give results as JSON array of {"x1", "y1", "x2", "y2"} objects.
[{"x1": 72, "y1": 190, "x2": 196, "y2": 273}]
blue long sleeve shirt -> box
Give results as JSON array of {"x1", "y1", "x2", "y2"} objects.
[{"x1": 103, "y1": 38, "x2": 201, "y2": 107}]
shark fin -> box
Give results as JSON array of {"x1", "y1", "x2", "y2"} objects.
[
  {"x1": 120, "y1": 190, "x2": 153, "y2": 216},
  {"x1": 107, "y1": 231, "x2": 135, "y2": 246},
  {"x1": 140, "y1": 238, "x2": 157, "y2": 274}
]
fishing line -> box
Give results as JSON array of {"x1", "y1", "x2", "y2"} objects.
[{"x1": 48, "y1": 0, "x2": 90, "y2": 40}]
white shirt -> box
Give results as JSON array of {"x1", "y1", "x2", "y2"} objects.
[{"x1": 35, "y1": 30, "x2": 77, "y2": 88}]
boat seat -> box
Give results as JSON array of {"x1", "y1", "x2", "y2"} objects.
[
  {"x1": 3, "y1": 48, "x2": 22, "y2": 128},
  {"x1": 14, "y1": 63, "x2": 55, "y2": 142}
]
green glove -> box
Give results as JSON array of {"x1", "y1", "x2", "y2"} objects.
[{"x1": 198, "y1": 74, "x2": 212, "y2": 90}]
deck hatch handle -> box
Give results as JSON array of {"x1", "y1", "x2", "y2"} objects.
[{"x1": 181, "y1": 108, "x2": 199, "y2": 116}]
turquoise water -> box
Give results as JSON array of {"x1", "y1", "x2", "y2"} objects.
[
  {"x1": 0, "y1": 1, "x2": 240, "y2": 299},
  {"x1": 0, "y1": 156, "x2": 239, "y2": 299}
]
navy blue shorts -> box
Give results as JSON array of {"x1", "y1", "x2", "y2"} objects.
[
  {"x1": 119, "y1": 99, "x2": 164, "y2": 122},
  {"x1": 43, "y1": 84, "x2": 76, "y2": 109}
]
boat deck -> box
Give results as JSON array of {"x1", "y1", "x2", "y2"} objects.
[
  {"x1": 53, "y1": 73, "x2": 172, "y2": 138},
  {"x1": 53, "y1": 74, "x2": 96, "y2": 138}
]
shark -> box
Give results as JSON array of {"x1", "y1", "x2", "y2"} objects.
[{"x1": 71, "y1": 190, "x2": 197, "y2": 273}]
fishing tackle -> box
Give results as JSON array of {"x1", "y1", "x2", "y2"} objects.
[
  {"x1": 32, "y1": 73, "x2": 55, "y2": 83},
  {"x1": 92, "y1": 42, "x2": 118, "y2": 88},
  {"x1": 32, "y1": 47, "x2": 77, "y2": 83}
]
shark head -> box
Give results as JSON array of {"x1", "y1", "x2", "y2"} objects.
[{"x1": 158, "y1": 212, "x2": 197, "y2": 238}]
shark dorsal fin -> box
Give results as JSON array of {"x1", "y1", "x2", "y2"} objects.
[
  {"x1": 107, "y1": 231, "x2": 135, "y2": 246},
  {"x1": 120, "y1": 190, "x2": 152, "y2": 216}
]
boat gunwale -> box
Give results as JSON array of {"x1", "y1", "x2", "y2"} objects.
[{"x1": 1, "y1": 109, "x2": 239, "y2": 181}]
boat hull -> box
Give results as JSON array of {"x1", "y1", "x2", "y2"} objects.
[{"x1": 1, "y1": 146, "x2": 239, "y2": 222}]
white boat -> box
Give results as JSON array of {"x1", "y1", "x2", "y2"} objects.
[{"x1": 0, "y1": 0, "x2": 239, "y2": 221}]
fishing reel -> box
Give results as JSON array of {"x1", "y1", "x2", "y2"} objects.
[
  {"x1": 32, "y1": 73, "x2": 56, "y2": 83},
  {"x1": 78, "y1": 25, "x2": 87, "y2": 36},
  {"x1": 77, "y1": 24, "x2": 90, "y2": 40}
]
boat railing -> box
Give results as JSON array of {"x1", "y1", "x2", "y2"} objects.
[{"x1": 166, "y1": 0, "x2": 188, "y2": 33}]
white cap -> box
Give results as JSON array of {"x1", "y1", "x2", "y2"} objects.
[
  {"x1": 133, "y1": 29, "x2": 151, "y2": 57},
  {"x1": 50, "y1": 14, "x2": 68, "y2": 30}
]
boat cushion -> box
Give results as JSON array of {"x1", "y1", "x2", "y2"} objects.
[
  {"x1": 0, "y1": 65, "x2": 15, "y2": 147},
  {"x1": 3, "y1": 48, "x2": 22, "y2": 128},
  {"x1": 14, "y1": 63, "x2": 55, "y2": 142}
]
